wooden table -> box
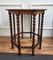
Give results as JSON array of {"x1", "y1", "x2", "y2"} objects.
[{"x1": 7, "y1": 9, "x2": 46, "y2": 56}]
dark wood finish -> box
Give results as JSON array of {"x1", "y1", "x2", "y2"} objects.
[
  {"x1": 16, "y1": 14, "x2": 21, "y2": 55},
  {"x1": 6, "y1": 9, "x2": 46, "y2": 14},
  {"x1": 13, "y1": 13, "x2": 16, "y2": 42},
  {"x1": 39, "y1": 13, "x2": 44, "y2": 49},
  {"x1": 21, "y1": 14, "x2": 23, "y2": 39},
  {"x1": 32, "y1": 15, "x2": 36, "y2": 55},
  {"x1": 7, "y1": 9, "x2": 46, "y2": 55},
  {"x1": 16, "y1": 32, "x2": 38, "y2": 36},
  {"x1": 30, "y1": 15, "x2": 32, "y2": 38},
  {"x1": 38, "y1": 14, "x2": 41, "y2": 45},
  {"x1": 8, "y1": 12, "x2": 14, "y2": 49},
  {"x1": 21, "y1": 46, "x2": 32, "y2": 49}
]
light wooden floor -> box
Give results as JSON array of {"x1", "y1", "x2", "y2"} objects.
[{"x1": 0, "y1": 36, "x2": 53, "y2": 55}]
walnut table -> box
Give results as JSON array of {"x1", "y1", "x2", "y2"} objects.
[{"x1": 6, "y1": 9, "x2": 46, "y2": 56}]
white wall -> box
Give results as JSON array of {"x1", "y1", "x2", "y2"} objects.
[
  {"x1": 30, "y1": 4, "x2": 53, "y2": 37},
  {"x1": 0, "y1": 0, "x2": 53, "y2": 37}
]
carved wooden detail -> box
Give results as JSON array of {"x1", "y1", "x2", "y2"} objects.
[
  {"x1": 32, "y1": 15, "x2": 36, "y2": 55},
  {"x1": 16, "y1": 14, "x2": 21, "y2": 55},
  {"x1": 21, "y1": 14, "x2": 23, "y2": 39},
  {"x1": 30, "y1": 15, "x2": 32, "y2": 38},
  {"x1": 7, "y1": 9, "x2": 46, "y2": 55},
  {"x1": 13, "y1": 13, "x2": 16, "y2": 42},
  {"x1": 8, "y1": 12, "x2": 14, "y2": 48},
  {"x1": 39, "y1": 13, "x2": 44, "y2": 49},
  {"x1": 38, "y1": 14, "x2": 41, "y2": 45}
]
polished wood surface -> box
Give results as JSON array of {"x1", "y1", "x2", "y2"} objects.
[
  {"x1": 0, "y1": 36, "x2": 53, "y2": 55},
  {"x1": 7, "y1": 9, "x2": 46, "y2": 55},
  {"x1": 7, "y1": 9, "x2": 46, "y2": 14}
]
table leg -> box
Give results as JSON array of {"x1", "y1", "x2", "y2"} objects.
[
  {"x1": 38, "y1": 14, "x2": 41, "y2": 46},
  {"x1": 8, "y1": 12, "x2": 14, "y2": 49},
  {"x1": 32, "y1": 14, "x2": 36, "y2": 55},
  {"x1": 13, "y1": 13, "x2": 16, "y2": 42},
  {"x1": 30, "y1": 15, "x2": 32, "y2": 38},
  {"x1": 16, "y1": 14, "x2": 21, "y2": 55},
  {"x1": 21, "y1": 14, "x2": 23, "y2": 39},
  {"x1": 39, "y1": 13, "x2": 44, "y2": 49}
]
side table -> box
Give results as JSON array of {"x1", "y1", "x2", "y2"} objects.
[{"x1": 6, "y1": 9, "x2": 46, "y2": 55}]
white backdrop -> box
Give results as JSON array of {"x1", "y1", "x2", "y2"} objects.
[{"x1": 0, "y1": 0, "x2": 53, "y2": 37}]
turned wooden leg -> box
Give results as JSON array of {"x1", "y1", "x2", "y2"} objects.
[
  {"x1": 13, "y1": 13, "x2": 16, "y2": 42},
  {"x1": 8, "y1": 12, "x2": 14, "y2": 49},
  {"x1": 21, "y1": 14, "x2": 23, "y2": 39},
  {"x1": 30, "y1": 14, "x2": 32, "y2": 38},
  {"x1": 16, "y1": 14, "x2": 21, "y2": 55},
  {"x1": 38, "y1": 14, "x2": 41, "y2": 47},
  {"x1": 39, "y1": 13, "x2": 44, "y2": 49},
  {"x1": 32, "y1": 14, "x2": 36, "y2": 55}
]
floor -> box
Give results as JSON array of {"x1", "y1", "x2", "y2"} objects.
[{"x1": 0, "y1": 36, "x2": 53, "y2": 55}]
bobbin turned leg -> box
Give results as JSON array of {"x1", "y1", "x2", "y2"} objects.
[
  {"x1": 39, "y1": 13, "x2": 44, "y2": 49},
  {"x1": 9, "y1": 12, "x2": 14, "y2": 49},
  {"x1": 30, "y1": 15, "x2": 32, "y2": 38},
  {"x1": 38, "y1": 14, "x2": 41, "y2": 46},
  {"x1": 16, "y1": 14, "x2": 21, "y2": 55},
  {"x1": 32, "y1": 15, "x2": 36, "y2": 55},
  {"x1": 13, "y1": 13, "x2": 16, "y2": 42},
  {"x1": 21, "y1": 14, "x2": 23, "y2": 39}
]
